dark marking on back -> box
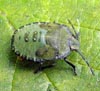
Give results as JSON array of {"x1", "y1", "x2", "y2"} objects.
[
  {"x1": 32, "y1": 31, "x2": 38, "y2": 42},
  {"x1": 24, "y1": 32, "x2": 29, "y2": 42}
]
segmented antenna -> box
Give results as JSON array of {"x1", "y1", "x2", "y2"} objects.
[
  {"x1": 67, "y1": 19, "x2": 78, "y2": 39},
  {"x1": 76, "y1": 50, "x2": 95, "y2": 75}
]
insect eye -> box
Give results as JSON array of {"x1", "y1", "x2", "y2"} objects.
[
  {"x1": 24, "y1": 32, "x2": 29, "y2": 42},
  {"x1": 33, "y1": 31, "x2": 38, "y2": 42}
]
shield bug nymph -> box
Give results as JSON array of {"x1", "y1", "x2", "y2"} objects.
[{"x1": 11, "y1": 20, "x2": 94, "y2": 75}]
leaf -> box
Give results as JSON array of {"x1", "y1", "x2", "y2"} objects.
[{"x1": 0, "y1": 0, "x2": 100, "y2": 91}]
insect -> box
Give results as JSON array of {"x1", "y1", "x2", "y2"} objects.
[{"x1": 11, "y1": 20, "x2": 94, "y2": 75}]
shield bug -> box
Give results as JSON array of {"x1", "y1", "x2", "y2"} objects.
[{"x1": 11, "y1": 20, "x2": 94, "y2": 75}]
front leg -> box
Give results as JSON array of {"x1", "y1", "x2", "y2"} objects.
[{"x1": 64, "y1": 58, "x2": 77, "y2": 75}]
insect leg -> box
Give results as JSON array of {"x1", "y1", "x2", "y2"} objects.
[
  {"x1": 64, "y1": 58, "x2": 77, "y2": 75},
  {"x1": 34, "y1": 60, "x2": 55, "y2": 73}
]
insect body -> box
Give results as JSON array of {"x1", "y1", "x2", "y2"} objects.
[{"x1": 11, "y1": 20, "x2": 94, "y2": 75}]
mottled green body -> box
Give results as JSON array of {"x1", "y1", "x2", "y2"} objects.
[
  {"x1": 11, "y1": 22, "x2": 94, "y2": 75},
  {"x1": 11, "y1": 22, "x2": 75, "y2": 61}
]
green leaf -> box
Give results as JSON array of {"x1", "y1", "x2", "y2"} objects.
[{"x1": 0, "y1": 0, "x2": 100, "y2": 91}]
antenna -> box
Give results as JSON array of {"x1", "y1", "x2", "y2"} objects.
[
  {"x1": 76, "y1": 50, "x2": 95, "y2": 75},
  {"x1": 67, "y1": 19, "x2": 78, "y2": 39}
]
